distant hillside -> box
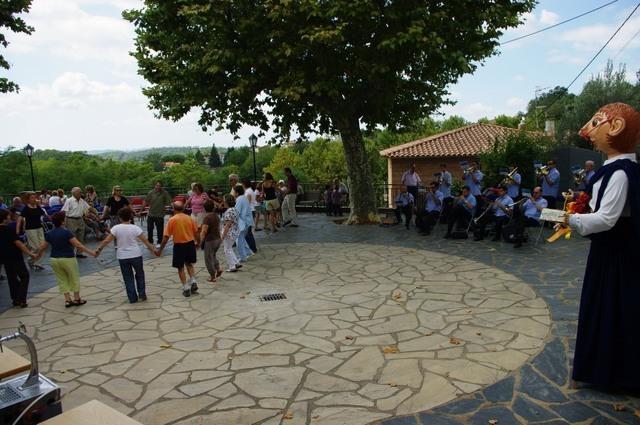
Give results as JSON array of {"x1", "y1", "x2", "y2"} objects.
[{"x1": 87, "y1": 146, "x2": 228, "y2": 161}]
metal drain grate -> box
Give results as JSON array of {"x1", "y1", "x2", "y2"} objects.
[
  {"x1": 0, "y1": 386, "x2": 22, "y2": 404},
  {"x1": 259, "y1": 293, "x2": 287, "y2": 302}
]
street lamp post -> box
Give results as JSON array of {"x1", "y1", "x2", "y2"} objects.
[
  {"x1": 24, "y1": 144, "x2": 35, "y2": 191},
  {"x1": 249, "y1": 134, "x2": 258, "y2": 182}
]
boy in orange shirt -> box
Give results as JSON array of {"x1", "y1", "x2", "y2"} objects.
[{"x1": 158, "y1": 201, "x2": 200, "y2": 297}]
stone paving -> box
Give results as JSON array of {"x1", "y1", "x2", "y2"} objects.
[{"x1": 0, "y1": 214, "x2": 639, "y2": 424}]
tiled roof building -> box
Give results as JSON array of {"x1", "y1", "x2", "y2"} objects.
[
  {"x1": 380, "y1": 123, "x2": 522, "y2": 158},
  {"x1": 379, "y1": 123, "x2": 527, "y2": 206}
]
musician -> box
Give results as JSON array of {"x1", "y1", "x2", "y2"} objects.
[
  {"x1": 462, "y1": 161, "x2": 483, "y2": 197},
  {"x1": 473, "y1": 185, "x2": 513, "y2": 242},
  {"x1": 505, "y1": 165, "x2": 521, "y2": 200},
  {"x1": 565, "y1": 102, "x2": 640, "y2": 390},
  {"x1": 394, "y1": 187, "x2": 415, "y2": 230},
  {"x1": 438, "y1": 163, "x2": 452, "y2": 198},
  {"x1": 401, "y1": 163, "x2": 422, "y2": 200},
  {"x1": 513, "y1": 186, "x2": 547, "y2": 248},
  {"x1": 540, "y1": 159, "x2": 560, "y2": 209},
  {"x1": 416, "y1": 182, "x2": 443, "y2": 235},
  {"x1": 577, "y1": 160, "x2": 596, "y2": 191},
  {"x1": 444, "y1": 185, "x2": 476, "y2": 238}
]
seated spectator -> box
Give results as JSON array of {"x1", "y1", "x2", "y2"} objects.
[
  {"x1": 0, "y1": 197, "x2": 7, "y2": 210},
  {"x1": 85, "y1": 185, "x2": 101, "y2": 208},
  {"x1": 49, "y1": 189, "x2": 65, "y2": 207},
  {"x1": 84, "y1": 206, "x2": 107, "y2": 240},
  {"x1": 12, "y1": 197, "x2": 24, "y2": 211},
  {"x1": 39, "y1": 189, "x2": 50, "y2": 207}
]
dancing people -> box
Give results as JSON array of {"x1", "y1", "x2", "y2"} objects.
[
  {"x1": 158, "y1": 202, "x2": 199, "y2": 297},
  {"x1": 200, "y1": 200, "x2": 223, "y2": 282},
  {"x1": 95, "y1": 207, "x2": 157, "y2": 303},
  {"x1": 35, "y1": 212, "x2": 96, "y2": 307},
  {"x1": 0, "y1": 209, "x2": 35, "y2": 308}
]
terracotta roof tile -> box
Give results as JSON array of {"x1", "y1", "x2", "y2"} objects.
[{"x1": 379, "y1": 123, "x2": 527, "y2": 158}]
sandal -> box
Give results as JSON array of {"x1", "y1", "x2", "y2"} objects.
[
  {"x1": 216, "y1": 270, "x2": 224, "y2": 278},
  {"x1": 72, "y1": 299, "x2": 87, "y2": 306},
  {"x1": 65, "y1": 301, "x2": 74, "y2": 308},
  {"x1": 207, "y1": 276, "x2": 217, "y2": 283}
]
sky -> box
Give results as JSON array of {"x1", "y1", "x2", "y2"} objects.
[{"x1": 1, "y1": 0, "x2": 639, "y2": 152}]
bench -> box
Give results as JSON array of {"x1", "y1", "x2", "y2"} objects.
[{"x1": 41, "y1": 400, "x2": 143, "y2": 425}]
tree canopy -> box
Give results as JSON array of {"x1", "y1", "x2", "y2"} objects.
[
  {"x1": 1, "y1": 0, "x2": 33, "y2": 93},
  {"x1": 124, "y1": 0, "x2": 535, "y2": 223}
]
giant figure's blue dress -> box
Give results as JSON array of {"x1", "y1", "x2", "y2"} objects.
[{"x1": 572, "y1": 159, "x2": 640, "y2": 389}]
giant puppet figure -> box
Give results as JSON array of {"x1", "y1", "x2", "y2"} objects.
[{"x1": 567, "y1": 102, "x2": 640, "y2": 389}]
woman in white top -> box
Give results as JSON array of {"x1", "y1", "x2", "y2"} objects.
[
  {"x1": 95, "y1": 207, "x2": 157, "y2": 303},
  {"x1": 566, "y1": 103, "x2": 640, "y2": 390}
]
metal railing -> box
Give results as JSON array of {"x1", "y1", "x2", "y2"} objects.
[{"x1": 2, "y1": 183, "x2": 409, "y2": 210}]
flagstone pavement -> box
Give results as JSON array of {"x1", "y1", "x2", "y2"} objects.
[{"x1": 0, "y1": 214, "x2": 638, "y2": 425}]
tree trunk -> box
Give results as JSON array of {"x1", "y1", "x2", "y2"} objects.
[{"x1": 335, "y1": 116, "x2": 379, "y2": 224}]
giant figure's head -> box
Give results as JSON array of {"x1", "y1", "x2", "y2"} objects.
[{"x1": 579, "y1": 102, "x2": 640, "y2": 155}]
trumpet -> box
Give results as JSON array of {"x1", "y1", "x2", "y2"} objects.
[
  {"x1": 535, "y1": 165, "x2": 549, "y2": 178},
  {"x1": 572, "y1": 167, "x2": 586, "y2": 186},
  {"x1": 500, "y1": 167, "x2": 518, "y2": 186}
]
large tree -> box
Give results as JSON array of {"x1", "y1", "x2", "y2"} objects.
[
  {"x1": 1, "y1": 0, "x2": 33, "y2": 93},
  {"x1": 124, "y1": 0, "x2": 535, "y2": 223}
]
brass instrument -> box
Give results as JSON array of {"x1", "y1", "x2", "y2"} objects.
[
  {"x1": 463, "y1": 165, "x2": 476, "y2": 176},
  {"x1": 500, "y1": 167, "x2": 519, "y2": 186},
  {"x1": 572, "y1": 166, "x2": 586, "y2": 186},
  {"x1": 459, "y1": 161, "x2": 476, "y2": 176},
  {"x1": 534, "y1": 162, "x2": 549, "y2": 178}
]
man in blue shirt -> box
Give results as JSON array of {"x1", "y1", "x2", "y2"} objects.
[
  {"x1": 513, "y1": 187, "x2": 548, "y2": 248},
  {"x1": 505, "y1": 165, "x2": 521, "y2": 200},
  {"x1": 416, "y1": 182, "x2": 443, "y2": 235},
  {"x1": 541, "y1": 159, "x2": 560, "y2": 209},
  {"x1": 577, "y1": 160, "x2": 596, "y2": 191},
  {"x1": 394, "y1": 187, "x2": 414, "y2": 230},
  {"x1": 474, "y1": 186, "x2": 513, "y2": 242},
  {"x1": 462, "y1": 161, "x2": 483, "y2": 197},
  {"x1": 444, "y1": 186, "x2": 476, "y2": 238}
]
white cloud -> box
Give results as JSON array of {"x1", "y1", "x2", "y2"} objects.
[
  {"x1": 506, "y1": 97, "x2": 526, "y2": 110},
  {"x1": 559, "y1": 16, "x2": 640, "y2": 52},
  {"x1": 546, "y1": 49, "x2": 586, "y2": 65},
  {"x1": 540, "y1": 10, "x2": 561, "y2": 26},
  {"x1": 440, "y1": 101, "x2": 496, "y2": 121},
  {"x1": 0, "y1": 72, "x2": 139, "y2": 114},
  {"x1": 8, "y1": 0, "x2": 138, "y2": 67},
  {"x1": 501, "y1": 9, "x2": 561, "y2": 46}
]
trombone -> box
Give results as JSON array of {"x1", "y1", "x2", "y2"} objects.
[{"x1": 500, "y1": 167, "x2": 518, "y2": 186}]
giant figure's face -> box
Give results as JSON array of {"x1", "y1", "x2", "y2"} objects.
[{"x1": 579, "y1": 110, "x2": 611, "y2": 152}]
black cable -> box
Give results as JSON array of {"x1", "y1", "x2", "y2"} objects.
[
  {"x1": 545, "y1": 2, "x2": 640, "y2": 111},
  {"x1": 501, "y1": 0, "x2": 619, "y2": 45}
]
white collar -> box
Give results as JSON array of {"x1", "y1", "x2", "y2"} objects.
[{"x1": 604, "y1": 153, "x2": 637, "y2": 165}]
